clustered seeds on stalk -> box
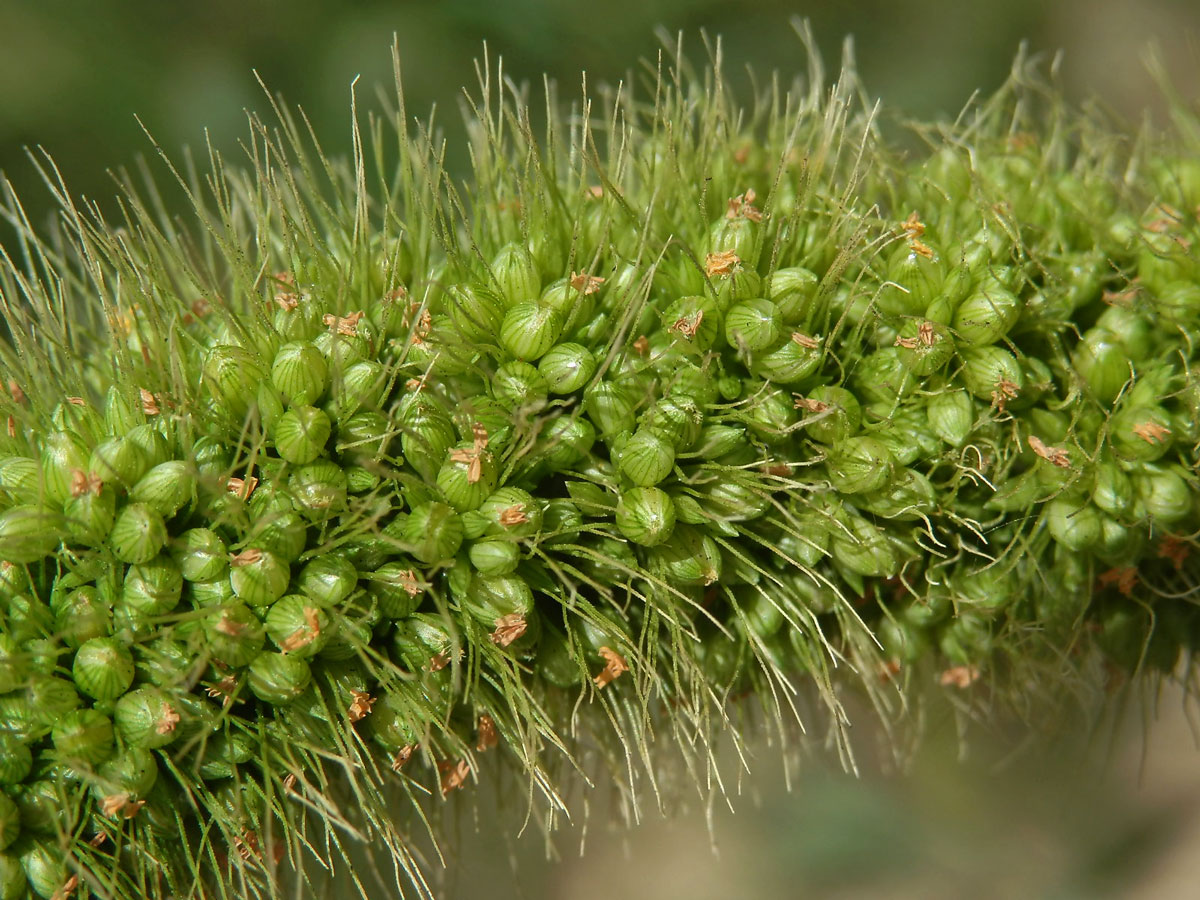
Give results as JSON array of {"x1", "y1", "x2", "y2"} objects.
[{"x1": 0, "y1": 23, "x2": 1199, "y2": 900}]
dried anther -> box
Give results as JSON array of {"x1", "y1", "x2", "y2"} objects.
[
  {"x1": 449, "y1": 423, "x2": 490, "y2": 484},
  {"x1": 939, "y1": 665, "x2": 980, "y2": 688},
  {"x1": 498, "y1": 505, "x2": 529, "y2": 527},
  {"x1": 347, "y1": 690, "x2": 376, "y2": 722},
  {"x1": 394, "y1": 568, "x2": 422, "y2": 596},
  {"x1": 670, "y1": 310, "x2": 704, "y2": 339},
  {"x1": 586, "y1": 184, "x2": 604, "y2": 198},
  {"x1": 1158, "y1": 536, "x2": 1190, "y2": 570},
  {"x1": 52, "y1": 875, "x2": 80, "y2": 900},
  {"x1": 901, "y1": 211, "x2": 925, "y2": 237},
  {"x1": 282, "y1": 774, "x2": 298, "y2": 792},
  {"x1": 990, "y1": 378, "x2": 1019, "y2": 411},
  {"x1": 1098, "y1": 567, "x2": 1139, "y2": 596},
  {"x1": 427, "y1": 653, "x2": 450, "y2": 672},
  {"x1": 5, "y1": 380, "x2": 25, "y2": 404},
  {"x1": 570, "y1": 271, "x2": 606, "y2": 294},
  {"x1": 391, "y1": 744, "x2": 416, "y2": 771},
  {"x1": 593, "y1": 646, "x2": 629, "y2": 688},
  {"x1": 490, "y1": 614, "x2": 527, "y2": 648},
  {"x1": 140, "y1": 388, "x2": 160, "y2": 416},
  {"x1": 157, "y1": 703, "x2": 181, "y2": 735},
  {"x1": 438, "y1": 759, "x2": 471, "y2": 795},
  {"x1": 205, "y1": 675, "x2": 238, "y2": 705},
  {"x1": 225, "y1": 475, "x2": 258, "y2": 500},
  {"x1": 322, "y1": 310, "x2": 366, "y2": 336},
  {"x1": 1028, "y1": 435, "x2": 1070, "y2": 468},
  {"x1": 70, "y1": 469, "x2": 103, "y2": 498},
  {"x1": 233, "y1": 830, "x2": 261, "y2": 861},
  {"x1": 66, "y1": 396, "x2": 86, "y2": 406},
  {"x1": 230, "y1": 548, "x2": 264, "y2": 567},
  {"x1": 101, "y1": 793, "x2": 145, "y2": 819},
  {"x1": 908, "y1": 238, "x2": 934, "y2": 259},
  {"x1": 793, "y1": 395, "x2": 830, "y2": 413},
  {"x1": 705, "y1": 249, "x2": 741, "y2": 277},
  {"x1": 1133, "y1": 421, "x2": 1171, "y2": 444},
  {"x1": 279, "y1": 607, "x2": 322, "y2": 653},
  {"x1": 632, "y1": 335, "x2": 650, "y2": 356},
  {"x1": 791, "y1": 332, "x2": 820, "y2": 349},
  {"x1": 476, "y1": 714, "x2": 499, "y2": 752},
  {"x1": 726, "y1": 188, "x2": 762, "y2": 222}
]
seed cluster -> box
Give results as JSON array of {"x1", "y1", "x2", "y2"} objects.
[{"x1": 0, "y1": 43, "x2": 1198, "y2": 900}]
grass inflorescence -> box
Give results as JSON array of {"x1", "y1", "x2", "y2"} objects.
[{"x1": 1, "y1": 22, "x2": 1199, "y2": 899}]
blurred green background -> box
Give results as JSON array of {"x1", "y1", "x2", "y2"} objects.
[{"x1": 3, "y1": 1, "x2": 1200, "y2": 897}]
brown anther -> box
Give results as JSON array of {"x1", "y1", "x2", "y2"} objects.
[
  {"x1": 732, "y1": 145, "x2": 751, "y2": 165},
  {"x1": 6, "y1": 416, "x2": 15, "y2": 438},
  {"x1": 225, "y1": 475, "x2": 258, "y2": 501},
  {"x1": 901, "y1": 211, "x2": 925, "y2": 237},
  {"x1": 230, "y1": 548, "x2": 263, "y2": 567},
  {"x1": 52, "y1": 874, "x2": 80, "y2": 900},
  {"x1": 1028, "y1": 435, "x2": 1071, "y2": 468},
  {"x1": 6, "y1": 380, "x2": 25, "y2": 404},
  {"x1": 409, "y1": 308, "x2": 433, "y2": 345},
  {"x1": 670, "y1": 310, "x2": 704, "y2": 340},
  {"x1": 391, "y1": 744, "x2": 416, "y2": 771},
  {"x1": 593, "y1": 646, "x2": 629, "y2": 688},
  {"x1": 101, "y1": 793, "x2": 130, "y2": 817},
  {"x1": 278, "y1": 607, "x2": 322, "y2": 653},
  {"x1": 726, "y1": 189, "x2": 762, "y2": 222},
  {"x1": 632, "y1": 335, "x2": 650, "y2": 356},
  {"x1": 428, "y1": 652, "x2": 450, "y2": 672},
  {"x1": 156, "y1": 702, "x2": 180, "y2": 735},
  {"x1": 490, "y1": 613, "x2": 527, "y2": 648},
  {"x1": 276, "y1": 272, "x2": 295, "y2": 285},
  {"x1": 405, "y1": 378, "x2": 423, "y2": 392},
  {"x1": 347, "y1": 689, "x2": 375, "y2": 722},
  {"x1": 191, "y1": 298, "x2": 211, "y2": 318},
  {"x1": 438, "y1": 759, "x2": 471, "y2": 795},
  {"x1": 275, "y1": 292, "x2": 299, "y2": 311},
  {"x1": 705, "y1": 250, "x2": 741, "y2": 278},
  {"x1": 476, "y1": 714, "x2": 499, "y2": 752},
  {"x1": 322, "y1": 310, "x2": 366, "y2": 336},
  {"x1": 990, "y1": 378, "x2": 1020, "y2": 412},
  {"x1": 234, "y1": 829, "x2": 261, "y2": 861},
  {"x1": 917, "y1": 321, "x2": 936, "y2": 345},
  {"x1": 205, "y1": 675, "x2": 238, "y2": 705},
  {"x1": 586, "y1": 185, "x2": 604, "y2": 198},
  {"x1": 908, "y1": 238, "x2": 934, "y2": 259},
  {"x1": 1102, "y1": 288, "x2": 1137, "y2": 307},
  {"x1": 88, "y1": 832, "x2": 109, "y2": 848},
  {"x1": 791, "y1": 332, "x2": 820, "y2": 349},
  {"x1": 1133, "y1": 421, "x2": 1171, "y2": 444},
  {"x1": 895, "y1": 335, "x2": 919, "y2": 350},
  {"x1": 384, "y1": 286, "x2": 409, "y2": 303},
  {"x1": 1158, "y1": 535, "x2": 1190, "y2": 570},
  {"x1": 70, "y1": 469, "x2": 103, "y2": 498},
  {"x1": 939, "y1": 665, "x2": 980, "y2": 688},
  {"x1": 449, "y1": 447, "x2": 484, "y2": 485},
  {"x1": 764, "y1": 463, "x2": 791, "y2": 478},
  {"x1": 498, "y1": 505, "x2": 529, "y2": 527},
  {"x1": 879, "y1": 659, "x2": 902, "y2": 681},
  {"x1": 214, "y1": 614, "x2": 247, "y2": 638},
  {"x1": 793, "y1": 395, "x2": 830, "y2": 413},
  {"x1": 394, "y1": 568, "x2": 421, "y2": 596},
  {"x1": 66, "y1": 396, "x2": 86, "y2": 406},
  {"x1": 570, "y1": 272, "x2": 606, "y2": 295},
  {"x1": 1098, "y1": 567, "x2": 1139, "y2": 596},
  {"x1": 140, "y1": 388, "x2": 160, "y2": 416},
  {"x1": 1007, "y1": 132, "x2": 1037, "y2": 150},
  {"x1": 282, "y1": 773, "x2": 297, "y2": 792}
]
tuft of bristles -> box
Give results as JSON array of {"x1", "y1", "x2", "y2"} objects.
[{"x1": 0, "y1": 22, "x2": 1198, "y2": 900}]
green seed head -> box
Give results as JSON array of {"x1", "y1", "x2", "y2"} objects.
[
  {"x1": 616, "y1": 486, "x2": 677, "y2": 546},
  {"x1": 766, "y1": 266, "x2": 820, "y2": 324},
  {"x1": 468, "y1": 539, "x2": 521, "y2": 577},
  {"x1": 288, "y1": 460, "x2": 349, "y2": 521},
  {"x1": 72, "y1": 637, "x2": 135, "y2": 702},
  {"x1": 296, "y1": 555, "x2": 359, "y2": 608},
  {"x1": 39, "y1": 431, "x2": 89, "y2": 505},
  {"x1": 826, "y1": 436, "x2": 895, "y2": 494},
  {"x1": 265, "y1": 595, "x2": 330, "y2": 658},
  {"x1": 121, "y1": 554, "x2": 184, "y2": 616},
  {"x1": 490, "y1": 242, "x2": 542, "y2": 306},
  {"x1": 436, "y1": 442, "x2": 498, "y2": 512},
  {"x1": 952, "y1": 283, "x2": 1022, "y2": 347},
  {"x1": 0, "y1": 735, "x2": 32, "y2": 786},
  {"x1": 114, "y1": 687, "x2": 182, "y2": 749},
  {"x1": 204, "y1": 601, "x2": 267, "y2": 668},
  {"x1": 271, "y1": 341, "x2": 329, "y2": 406},
  {"x1": 129, "y1": 461, "x2": 196, "y2": 519},
  {"x1": 273, "y1": 405, "x2": 333, "y2": 464},
  {"x1": 51, "y1": 708, "x2": 115, "y2": 765},
  {"x1": 724, "y1": 298, "x2": 782, "y2": 352},
  {"x1": 538, "y1": 343, "x2": 598, "y2": 394},
  {"x1": 499, "y1": 301, "x2": 564, "y2": 361},
  {"x1": 367, "y1": 562, "x2": 424, "y2": 618},
  {"x1": 229, "y1": 548, "x2": 290, "y2": 607},
  {"x1": 171, "y1": 527, "x2": 229, "y2": 583},
  {"x1": 616, "y1": 428, "x2": 675, "y2": 486},
  {"x1": 403, "y1": 502, "x2": 464, "y2": 564},
  {"x1": 247, "y1": 651, "x2": 312, "y2": 705},
  {"x1": 491, "y1": 360, "x2": 550, "y2": 408},
  {"x1": 584, "y1": 382, "x2": 637, "y2": 438},
  {"x1": 109, "y1": 503, "x2": 168, "y2": 564}
]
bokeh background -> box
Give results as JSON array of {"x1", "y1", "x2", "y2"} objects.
[{"x1": 3, "y1": 1, "x2": 1200, "y2": 897}]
